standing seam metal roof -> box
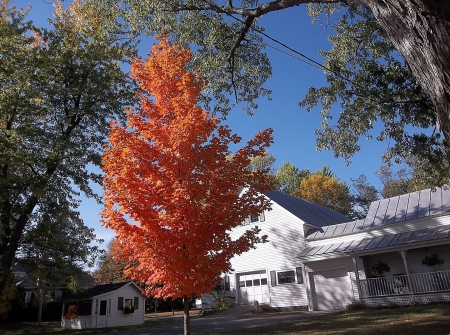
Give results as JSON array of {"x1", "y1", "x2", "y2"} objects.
[
  {"x1": 306, "y1": 186, "x2": 450, "y2": 239},
  {"x1": 264, "y1": 190, "x2": 350, "y2": 227}
]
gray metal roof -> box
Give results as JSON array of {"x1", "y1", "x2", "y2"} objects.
[
  {"x1": 265, "y1": 190, "x2": 350, "y2": 228},
  {"x1": 297, "y1": 225, "x2": 450, "y2": 259},
  {"x1": 306, "y1": 186, "x2": 450, "y2": 239}
]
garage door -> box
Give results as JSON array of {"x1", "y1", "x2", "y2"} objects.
[
  {"x1": 313, "y1": 268, "x2": 353, "y2": 310},
  {"x1": 238, "y1": 271, "x2": 269, "y2": 305}
]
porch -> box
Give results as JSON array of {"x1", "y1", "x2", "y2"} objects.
[{"x1": 360, "y1": 269, "x2": 450, "y2": 298}]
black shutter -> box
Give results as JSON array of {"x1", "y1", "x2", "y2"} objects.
[
  {"x1": 270, "y1": 271, "x2": 277, "y2": 286},
  {"x1": 296, "y1": 267, "x2": 304, "y2": 284},
  {"x1": 134, "y1": 297, "x2": 139, "y2": 309},
  {"x1": 118, "y1": 297, "x2": 124, "y2": 310},
  {"x1": 224, "y1": 276, "x2": 230, "y2": 291}
]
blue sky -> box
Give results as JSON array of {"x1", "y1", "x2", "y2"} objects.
[{"x1": 12, "y1": 0, "x2": 393, "y2": 248}]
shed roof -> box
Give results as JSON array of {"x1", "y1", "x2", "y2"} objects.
[
  {"x1": 65, "y1": 281, "x2": 141, "y2": 301},
  {"x1": 297, "y1": 225, "x2": 450, "y2": 259},
  {"x1": 306, "y1": 185, "x2": 450, "y2": 239},
  {"x1": 265, "y1": 190, "x2": 350, "y2": 227}
]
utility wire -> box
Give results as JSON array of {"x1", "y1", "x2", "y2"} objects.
[{"x1": 197, "y1": 0, "x2": 381, "y2": 104}]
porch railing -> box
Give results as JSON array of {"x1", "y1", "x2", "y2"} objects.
[{"x1": 360, "y1": 270, "x2": 450, "y2": 298}]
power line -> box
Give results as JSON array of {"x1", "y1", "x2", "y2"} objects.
[{"x1": 197, "y1": 0, "x2": 381, "y2": 103}]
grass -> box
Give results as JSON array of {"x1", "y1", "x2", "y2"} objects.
[
  {"x1": 210, "y1": 303, "x2": 450, "y2": 335},
  {"x1": 2, "y1": 303, "x2": 450, "y2": 335},
  {"x1": 0, "y1": 310, "x2": 199, "y2": 335}
]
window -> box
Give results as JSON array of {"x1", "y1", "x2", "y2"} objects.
[
  {"x1": 239, "y1": 280, "x2": 245, "y2": 288},
  {"x1": 253, "y1": 279, "x2": 260, "y2": 286},
  {"x1": 270, "y1": 267, "x2": 304, "y2": 286},
  {"x1": 78, "y1": 302, "x2": 92, "y2": 316},
  {"x1": 245, "y1": 280, "x2": 253, "y2": 287},
  {"x1": 277, "y1": 270, "x2": 296, "y2": 284},
  {"x1": 241, "y1": 211, "x2": 265, "y2": 226},
  {"x1": 99, "y1": 300, "x2": 107, "y2": 316},
  {"x1": 125, "y1": 298, "x2": 132, "y2": 308}
]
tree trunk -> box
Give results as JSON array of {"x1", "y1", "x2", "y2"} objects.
[
  {"x1": 358, "y1": 0, "x2": 450, "y2": 147},
  {"x1": 183, "y1": 295, "x2": 190, "y2": 335}
]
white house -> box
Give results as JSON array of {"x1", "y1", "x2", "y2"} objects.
[
  {"x1": 201, "y1": 189, "x2": 350, "y2": 311},
  {"x1": 203, "y1": 186, "x2": 450, "y2": 311},
  {"x1": 299, "y1": 186, "x2": 450, "y2": 310},
  {"x1": 61, "y1": 281, "x2": 145, "y2": 329}
]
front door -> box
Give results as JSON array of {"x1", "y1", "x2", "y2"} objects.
[{"x1": 96, "y1": 299, "x2": 108, "y2": 328}]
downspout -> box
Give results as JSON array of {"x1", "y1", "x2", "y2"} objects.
[{"x1": 399, "y1": 249, "x2": 414, "y2": 297}]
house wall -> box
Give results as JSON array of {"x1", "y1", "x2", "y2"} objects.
[
  {"x1": 93, "y1": 284, "x2": 145, "y2": 328},
  {"x1": 227, "y1": 202, "x2": 309, "y2": 309},
  {"x1": 61, "y1": 284, "x2": 145, "y2": 330}
]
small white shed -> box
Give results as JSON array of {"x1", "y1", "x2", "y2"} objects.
[{"x1": 61, "y1": 281, "x2": 145, "y2": 329}]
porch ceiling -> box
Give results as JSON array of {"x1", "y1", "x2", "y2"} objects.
[{"x1": 297, "y1": 225, "x2": 450, "y2": 260}]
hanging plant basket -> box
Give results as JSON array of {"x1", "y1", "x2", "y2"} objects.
[
  {"x1": 123, "y1": 305, "x2": 135, "y2": 314},
  {"x1": 370, "y1": 260, "x2": 390, "y2": 276},
  {"x1": 422, "y1": 254, "x2": 444, "y2": 267}
]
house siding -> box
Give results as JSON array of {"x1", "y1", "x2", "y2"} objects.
[
  {"x1": 227, "y1": 199, "x2": 309, "y2": 309},
  {"x1": 62, "y1": 283, "x2": 145, "y2": 329}
]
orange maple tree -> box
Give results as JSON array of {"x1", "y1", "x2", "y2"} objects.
[{"x1": 102, "y1": 37, "x2": 273, "y2": 333}]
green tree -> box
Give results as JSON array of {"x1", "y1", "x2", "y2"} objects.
[
  {"x1": 350, "y1": 174, "x2": 379, "y2": 219},
  {"x1": 87, "y1": 0, "x2": 450, "y2": 185},
  {"x1": 0, "y1": 0, "x2": 136, "y2": 298},
  {"x1": 274, "y1": 162, "x2": 311, "y2": 196},
  {"x1": 93, "y1": 239, "x2": 130, "y2": 285},
  {"x1": 247, "y1": 151, "x2": 276, "y2": 173},
  {"x1": 377, "y1": 166, "x2": 416, "y2": 199},
  {"x1": 301, "y1": 3, "x2": 449, "y2": 187}
]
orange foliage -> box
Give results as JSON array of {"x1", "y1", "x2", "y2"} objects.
[
  {"x1": 294, "y1": 175, "x2": 352, "y2": 216},
  {"x1": 102, "y1": 37, "x2": 273, "y2": 299}
]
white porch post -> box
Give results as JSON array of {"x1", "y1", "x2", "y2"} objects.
[
  {"x1": 399, "y1": 249, "x2": 414, "y2": 296},
  {"x1": 352, "y1": 256, "x2": 362, "y2": 299}
]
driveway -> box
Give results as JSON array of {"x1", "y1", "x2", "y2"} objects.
[{"x1": 102, "y1": 306, "x2": 338, "y2": 335}]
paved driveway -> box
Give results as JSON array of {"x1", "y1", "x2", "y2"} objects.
[{"x1": 102, "y1": 306, "x2": 338, "y2": 335}]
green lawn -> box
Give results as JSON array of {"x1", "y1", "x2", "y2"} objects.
[
  {"x1": 2, "y1": 303, "x2": 450, "y2": 335},
  {"x1": 213, "y1": 303, "x2": 450, "y2": 335}
]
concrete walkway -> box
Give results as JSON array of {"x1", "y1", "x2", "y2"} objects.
[{"x1": 102, "y1": 306, "x2": 338, "y2": 335}]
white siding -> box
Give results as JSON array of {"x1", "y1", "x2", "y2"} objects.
[
  {"x1": 228, "y1": 200, "x2": 309, "y2": 308},
  {"x1": 61, "y1": 283, "x2": 145, "y2": 330},
  {"x1": 94, "y1": 284, "x2": 145, "y2": 328}
]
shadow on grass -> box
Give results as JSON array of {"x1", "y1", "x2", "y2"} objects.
[{"x1": 209, "y1": 303, "x2": 450, "y2": 335}]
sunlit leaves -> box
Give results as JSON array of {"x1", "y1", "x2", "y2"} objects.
[{"x1": 102, "y1": 37, "x2": 273, "y2": 299}]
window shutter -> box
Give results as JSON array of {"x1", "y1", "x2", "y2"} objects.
[
  {"x1": 134, "y1": 297, "x2": 139, "y2": 309},
  {"x1": 296, "y1": 267, "x2": 304, "y2": 284},
  {"x1": 259, "y1": 211, "x2": 265, "y2": 222},
  {"x1": 118, "y1": 297, "x2": 123, "y2": 310},
  {"x1": 270, "y1": 271, "x2": 277, "y2": 286},
  {"x1": 224, "y1": 276, "x2": 230, "y2": 291}
]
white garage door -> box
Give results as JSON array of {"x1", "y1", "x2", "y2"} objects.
[
  {"x1": 313, "y1": 268, "x2": 353, "y2": 310},
  {"x1": 238, "y1": 271, "x2": 270, "y2": 305}
]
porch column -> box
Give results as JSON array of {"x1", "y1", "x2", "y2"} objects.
[
  {"x1": 399, "y1": 249, "x2": 414, "y2": 296},
  {"x1": 352, "y1": 256, "x2": 362, "y2": 299}
]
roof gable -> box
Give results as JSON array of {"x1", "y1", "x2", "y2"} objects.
[{"x1": 264, "y1": 190, "x2": 350, "y2": 227}]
